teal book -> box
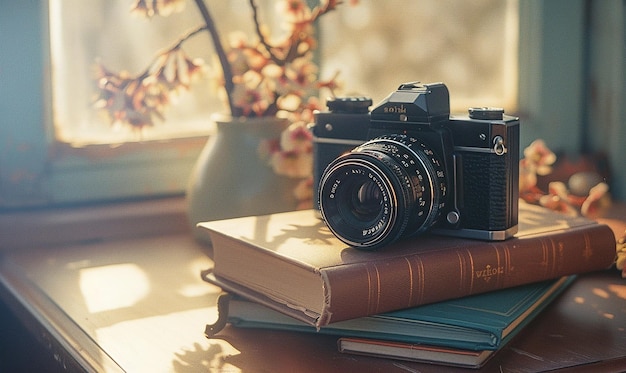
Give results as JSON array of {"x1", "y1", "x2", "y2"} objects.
[{"x1": 218, "y1": 276, "x2": 575, "y2": 352}]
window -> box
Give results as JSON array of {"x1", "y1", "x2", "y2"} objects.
[
  {"x1": 2, "y1": 1, "x2": 623, "y2": 207},
  {"x1": 317, "y1": 0, "x2": 519, "y2": 113},
  {"x1": 51, "y1": 0, "x2": 517, "y2": 147},
  {"x1": 1, "y1": 2, "x2": 209, "y2": 207},
  {"x1": 50, "y1": 1, "x2": 245, "y2": 146}
]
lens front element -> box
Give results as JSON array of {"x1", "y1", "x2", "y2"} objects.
[{"x1": 353, "y1": 179, "x2": 383, "y2": 220}]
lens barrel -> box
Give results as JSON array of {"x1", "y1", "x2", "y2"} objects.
[{"x1": 319, "y1": 135, "x2": 447, "y2": 250}]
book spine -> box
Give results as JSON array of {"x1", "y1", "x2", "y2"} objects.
[{"x1": 318, "y1": 224, "x2": 616, "y2": 326}]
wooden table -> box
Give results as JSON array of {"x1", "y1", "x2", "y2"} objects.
[{"x1": 0, "y1": 199, "x2": 625, "y2": 372}]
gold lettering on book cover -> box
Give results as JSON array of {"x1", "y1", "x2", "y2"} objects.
[{"x1": 475, "y1": 264, "x2": 505, "y2": 283}]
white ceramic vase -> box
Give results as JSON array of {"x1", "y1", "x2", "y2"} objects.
[{"x1": 186, "y1": 116, "x2": 299, "y2": 242}]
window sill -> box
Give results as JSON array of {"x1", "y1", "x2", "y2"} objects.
[{"x1": 0, "y1": 196, "x2": 204, "y2": 251}]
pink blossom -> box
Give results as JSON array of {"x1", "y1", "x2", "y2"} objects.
[
  {"x1": 284, "y1": 58, "x2": 317, "y2": 89},
  {"x1": 539, "y1": 182, "x2": 578, "y2": 216},
  {"x1": 277, "y1": 93, "x2": 303, "y2": 112},
  {"x1": 580, "y1": 182, "x2": 609, "y2": 217},
  {"x1": 231, "y1": 83, "x2": 272, "y2": 117},
  {"x1": 523, "y1": 139, "x2": 556, "y2": 176},
  {"x1": 280, "y1": 122, "x2": 313, "y2": 153},
  {"x1": 277, "y1": 0, "x2": 312, "y2": 24},
  {"x1": 95, "y1": 0, "x2": 353, "y2": 128}
]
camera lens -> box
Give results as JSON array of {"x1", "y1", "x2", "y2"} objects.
[
  {"x1": 353, "y1": 181, "x2": 382, "y2": 218},
  {"x1": 319, "y1": 135, "x2": 448, "y2": 250}
]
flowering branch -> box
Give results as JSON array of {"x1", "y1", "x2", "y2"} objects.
[
  {"x1": 192, "y1": 0, "x2": 237, "y2": 116},
  {"x1": 249, "y1": 0, "x2": 340, "y2": 66},
  {"x1": 94, "y1": 0, "x2": 350, "y2": 129}
]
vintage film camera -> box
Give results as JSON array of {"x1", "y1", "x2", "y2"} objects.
[{"x1": 312, "y1": 82, "x2": 520, "y2": 250}]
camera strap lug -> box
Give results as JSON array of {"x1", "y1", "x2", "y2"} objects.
[{"x1": 493, "y1": 136, "x2": 507, "y2": 156}]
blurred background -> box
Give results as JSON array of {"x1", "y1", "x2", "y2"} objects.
[{"x1": 1, "y1": 0, "x2": 624, "y2": 207}]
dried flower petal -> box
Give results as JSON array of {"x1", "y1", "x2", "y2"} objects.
[
  {"x1": 539, "y1": 182, "x2": 578, "y2": 216},
  {"x1": 580, "y1": 182, "x2": 609, "y2": 216},
  {"x1": 523, "y1": 139, "x2": 557, "y2": 175}
]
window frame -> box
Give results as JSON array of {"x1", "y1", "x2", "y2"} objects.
[
  {"x1": 0, "y1": 2, "x2": 209, "y2": 208},
  {"x1": 1, "y1": 1, "x2": 623, "y2": 208}
]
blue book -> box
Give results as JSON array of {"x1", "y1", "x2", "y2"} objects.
[{"x1": 220, "y1": 276, "x2": 575, "y2": 352}]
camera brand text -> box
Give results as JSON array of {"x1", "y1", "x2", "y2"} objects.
[{"x1": 383, "y1": 104, "x2": 407, "y2": 114}]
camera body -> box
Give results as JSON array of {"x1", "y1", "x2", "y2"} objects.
[{"x1": 312, "y1": 82, "x2": 520, "y2": 250}]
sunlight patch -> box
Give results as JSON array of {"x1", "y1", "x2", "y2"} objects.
[{"x1": 79, "y1": 263, "x2": 150, "y2": 313}]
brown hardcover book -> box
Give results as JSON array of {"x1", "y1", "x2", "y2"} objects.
[{"x1": 199, "y1": 201, "x2": 616, "y2": 328}]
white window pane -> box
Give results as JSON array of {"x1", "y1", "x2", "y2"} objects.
[
  {"x1": 50, "y1": 0, "x2": 232, "y2": 145},
  {"x1": 319, "y1": 0, "x2": 518, "y2": 113},
  {"x1": 49, "y1": 0, "x2": 517, "y2": 146}
]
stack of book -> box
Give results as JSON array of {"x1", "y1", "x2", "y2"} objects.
[{"x1": 199, "y1": 201, "x2": 616, "y2": 368}]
